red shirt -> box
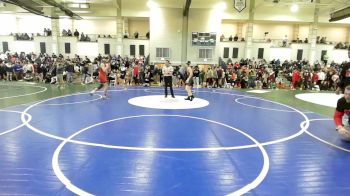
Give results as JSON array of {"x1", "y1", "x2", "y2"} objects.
[
  {"x1": 312, "y1": 72, "x2": 318, "y2": 82},
  {"x1": 99, "y1": 65, "x2": 107, "y2": 83},
  {"x1": 133, "y1": 66, "x2": 139, "y2": 77},
  {"x1": 292, "y1": 71, "x2": 300, "y2": 82}
]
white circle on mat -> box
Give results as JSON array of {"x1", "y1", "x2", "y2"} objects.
[
  {"x1": 295, "y1": 93, "x2": 342, "y2": 108},
  {"x1": 128, "y1": 95, "x2": 209, "y2": 109}
]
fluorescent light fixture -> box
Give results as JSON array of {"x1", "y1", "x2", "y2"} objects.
[
  {"x1": 290, "y1": 4, "x2": 299, "y2": 12},
  {"x1": 67, "y1": 3, "x2": 79, "y2": 8},
  {"x1": 79, "y1": 3, "x2": 89, "y2": 9},
  {"x1": 72, "y1": 10, "x2": 92, "y2": 13},
  {"x1": 67, "y1": 0, "x2": 88, "y2": 3},
  {"x1": 147, "y1": 1, "x2": 158, "y2": 8},
  {"x1": 67, "y1": 3, "x2": 89, "y2": 9}
]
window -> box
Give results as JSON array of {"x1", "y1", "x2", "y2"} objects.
[
  {"x1": 297, "y1": 49, "x2": 303, "y2": 61},
  {"x1": 104, "y1": 44, "x2": 110, "y2": 55},
  {"x1": 2, "y1": 41, "x2": 8, "y2": 52},
  {"x1": 199, "y1": 48, "x2": 213, "y2": 59},
  {"x1": 223, "y1": 47, "x2": 229, "y2": 58},
  {"x1": 156, "y1": 48, "x2": 170, "y2": 58},
  {"x1": 64, "y1": 43, "x2": 70, "y2": 54},
  {"x1": 232, "y1": 48, "x2": 239, "y2": 58},
  {"x1": 40, "y1": 42, "x2": 46, "y2": 54},
  {"x1": 139, "y1": 45, "x2": 145, "y2": 56},
  {"x1": 258, "y1": 48, "x2": 264, "y2": 59},
  {"x1": 321, "y1": 50, "x2": 327, "y2": 61},
  {"x1": 130, "y1": 45, "x2": 136, "y2": 56}
]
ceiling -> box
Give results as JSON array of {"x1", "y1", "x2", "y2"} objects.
[{"x1": 0, "y1": 0, "x2": 348, "y2": 23}]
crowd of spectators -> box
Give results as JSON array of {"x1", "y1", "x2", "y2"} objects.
[{"x1": 0, "y1": 50, "x2": 348, "y2": 92}]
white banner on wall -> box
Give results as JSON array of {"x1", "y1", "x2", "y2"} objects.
[{"x1": 233, "y1": 0, "x2": 246, "y2": 12}]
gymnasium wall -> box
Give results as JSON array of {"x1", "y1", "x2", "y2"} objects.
[
  {"x1": 128, "y1": 19, "x2": 150, "y2": 38},
  {"x1": 149, "y1": 7, "x2": 183, "y2": 64}
]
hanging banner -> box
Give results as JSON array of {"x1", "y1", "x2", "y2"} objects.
[{"x1": 233, "y1": 0, "x2": 246, "y2": 12}]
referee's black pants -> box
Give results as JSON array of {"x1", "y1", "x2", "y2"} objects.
[{"x1": 164, "y1": 76, "x2": 174, "y2": 97}]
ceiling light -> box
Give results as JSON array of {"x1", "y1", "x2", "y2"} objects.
[
  {"x1": 215, "y1": 2, "x2": 227, "y2": 10},
  {"x1": 147, "y1": 1, "x2": 158, "y2": 8},
  {"x1": 290, "y1": 4, "x2": 299, "y2": 12}
]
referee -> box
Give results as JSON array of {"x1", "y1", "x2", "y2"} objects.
[{"x1": 162, "y1": 60, "x2": 175, "y2": 98}]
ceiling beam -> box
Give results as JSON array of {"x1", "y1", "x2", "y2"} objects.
[
  {"x1": 329, "y1": 6, "x2": 350, "y2": 22},
  {"x1": 183, "y1": 0, "x2": 191, "y2": 17},
  {"x1": 41, "y1": 0, "x2": 82, "y2": 19}
]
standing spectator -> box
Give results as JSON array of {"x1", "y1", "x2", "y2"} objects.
[
  {"x1": 0, "y1": 60, "x2": 6, "y2": 80},
  {"x1": 56, "y1": 59, "x2": 65, "y2": 89},
  {"x1": 132, "y1": 62, "x2": 139, "y2": 85},
  {"x1": 65, "y1": 60, "x2": 74, "y2": 84},
  {"x1": 292, "y1": 68, "x2": 301, "y2": 90},
  {"x1": 5, "y1": 61, "x2": 13, "y2": 81}
]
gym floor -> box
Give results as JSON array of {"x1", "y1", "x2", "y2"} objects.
[{"x1": 0, "y1": 82, "x2": 348, "y2": 195}]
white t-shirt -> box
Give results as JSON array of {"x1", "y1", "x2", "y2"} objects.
[
  {"x1": 317, "y1": 71, "x2": 326, "y2": 81},
  {"x1": 162, "y1": 65, "x2": 174, "y2": 77}
]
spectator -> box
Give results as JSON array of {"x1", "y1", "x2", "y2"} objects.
[
  {"x1": 74, "y1": 29, "x2": 79, "y2": 37},
  {"x1": 134, "y1": 31, "x2": 139, "y2": 39},
  {"x1": 62, "y1": 29, "x2": 68, "y2": 36},
  {"x1": 233, "y1": 34, "x2": 238, "y2": 41},
  {"x1": 229, "y1": 35, "x2": 233, "y2": 41},
  {"x1": 220, "y1": 34, "x2": 225, "y2": 41},
  {"x1": 283, "y1": 35, "x2": 288, "y2": 47}
]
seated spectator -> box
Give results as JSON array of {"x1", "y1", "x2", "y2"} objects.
[
  {"x1": 304, "y1": 38, "x2": 308, "y2": 43},
  {"x1": 146, "y1": 32, "x2": 150, "y2": 39},
  {"x1": 23, "y1": 33, "x2": 30, "y2": 40},
  {"x1": 62, "y1": 29, "x2": 68, "y2": 36},
  {"x1": 74, "y1": 29, "x2": 79, "y2": 37},
  {"x1": 124, "y1": 34, "x2": 128, "y2": 38},
  {"x1": 220, "y1": 34, "x2": 225, "y2": 41},
  {"x1": 67, "y1": 29, "x2": 72, "y2": 36},
  {"x1": 108, "y1": 34, "x2": 112, "y2": 38},
  {"x1": 134, "y1": 31, "x2": 139, "y2": 39},
  {"x1": 233, "y1": 34, "x2": 238, "y2": 41},
  {"x1": 47, "y1": 29, "x2": 52, "y2": 36},
  {"x1": 228, "y1": 35, "x2": 233, "y2": 41},
  {"x1": 241, "y1": 37, "x2": 245, "y2": 42},
  {"x1": 320, "y1": 37, "x2": 325, "y2": 44},
  {"x1": 80, "y1": 33, "x2": 85, "y2": 41}
]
